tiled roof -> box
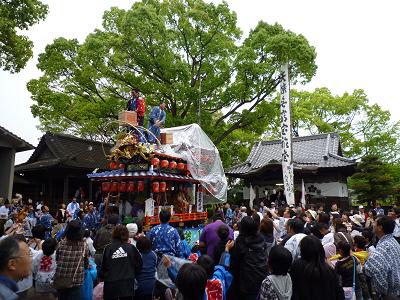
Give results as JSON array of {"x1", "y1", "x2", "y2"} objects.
[
  {"x1": 88, "y1": 169, "x2": 198, "y2": 183},
  {"x1": 0, "y1": 125, "x2": 35, "y2": 152},
  {"x1": 15, "y1": 132, "x2": 112, "y2": 171},
  {"x1": 227, "y1": 133, "x2": 356, "y2": 176}
]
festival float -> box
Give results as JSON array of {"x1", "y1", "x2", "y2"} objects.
[{"x1": 87, "y1": 109, "x2": 227, "y2": 231}]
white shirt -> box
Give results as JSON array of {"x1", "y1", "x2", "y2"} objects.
[
  {"x1": 32, "y1": 251, "x2": 57, "y2": 293},
  {"x1": 284, "y1": 233, "x2": 307, "y2": 261},
  {"x1": 322, "y1": 232, "x2": 334, "y2": 246}
]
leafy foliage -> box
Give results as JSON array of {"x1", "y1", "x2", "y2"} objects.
[
  {"x1": 28, "y1": 0, "x2": 317, "y2": 167},
  {"x1": 348, "y1": 155, "x2": 399, "y2": 206},
  {"x1": 266, "y1": 88, "x2": 400, "y2": 162},
  {"x1": 0, "y1": 0, "x2": 48, "y2": 72}
]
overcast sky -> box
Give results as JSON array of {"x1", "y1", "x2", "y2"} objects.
[{"x1": 1, "y1": 0, "x2": 399, "y2": 164}]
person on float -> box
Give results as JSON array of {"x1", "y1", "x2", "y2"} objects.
[
  {"x1": 127, "y1": 88, "x2": 145, "y2": 126},
  {"x1": 147, "y1": 101, "x2": 166, "y2": 143}
]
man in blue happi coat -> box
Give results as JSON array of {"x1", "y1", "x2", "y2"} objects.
[
  {"x1": 147, "y1": 101, "x2": 166, "y2": 143},
  {"x1": 83, "y1": 202, "x2": 98, "y2": 231},
  {"x1": 38, "y1": 206, "x2": 53, "y2": 239}
]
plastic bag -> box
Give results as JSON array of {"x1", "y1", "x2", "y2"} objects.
[
  {"x1": 93, "y1": 282, "x2": 104, "y2": 300},
  {"x1": 156, "y1": 255, "x2": 192, "y2": 288}
]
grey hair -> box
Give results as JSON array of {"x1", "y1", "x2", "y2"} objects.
[{"x1": 0, "y1": 237, "x2": 21, "y2": 271}]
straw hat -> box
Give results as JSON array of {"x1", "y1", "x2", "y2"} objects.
[{"x1": 307, "y1": 209, "x2": 317, "y2": 220}]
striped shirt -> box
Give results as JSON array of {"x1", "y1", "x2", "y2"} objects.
[{"x1": 365, "y1": 234, "x2": 400, "y2": 297}]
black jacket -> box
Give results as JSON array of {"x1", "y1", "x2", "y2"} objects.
[
  {"x1": 290, "y1": 258, "x2": 344, "y2": 300},
  {"x1": 100, "y1": 240, "x2": 143, "y2": 299},
  {"x1": 229, "y1": 233, "x2": 268, "y2": 297}
]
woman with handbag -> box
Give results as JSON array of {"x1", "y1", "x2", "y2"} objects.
[
  {"x1": 53, "y1": 220, "x2": 88, "y2": 300},
  {"x1": 335, "y1": 241, "x2": 362, "y2": 300}
]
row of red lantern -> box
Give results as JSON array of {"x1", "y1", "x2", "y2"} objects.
[
  {"x1": 102, "y1": 181, "x2": 144, "y2": 193},
  {"x1": 109, "y1": 162, "x2": 125, "y2": 170},
  {"x1": 151, "y1": 181, "x2": 167, "y2": 193},
  {"x1": 102, "y1": 181, "x2": 168, "y2": 193},
  {"x1": 150, "y1": 158, "x2": 186, "y2": 171},
  {"x1": 108, "y1": 159, "x2": 188, "y2": 172}
]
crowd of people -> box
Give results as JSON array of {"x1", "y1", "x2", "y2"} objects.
[{"x1": 0, "y1": 194, "x2": 399, "y2": 300}]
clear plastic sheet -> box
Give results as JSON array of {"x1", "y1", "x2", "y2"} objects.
[
  {"x1": 156, "y1": 255, "x2": 190, "y2": 288},
  {"x1": 160, "y1": 124, "x2": 227, "y2": 202}
]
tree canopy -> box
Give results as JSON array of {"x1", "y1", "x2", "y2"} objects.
[
  {"x1": 0, "y1": 0, "x2": 48, "y2": 73},
  {"x1": 266, "y1": 87, "x2": 400, "y2": 162},
  {"x1": 348, "y1": 155, "x2": 399, "y2": 206},
  {"x1": 28, "y1": 0, "x2": 317, "y2": 167}
]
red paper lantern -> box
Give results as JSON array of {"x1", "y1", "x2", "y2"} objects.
[
  {"x1": 160, "y1": 181, "x2": 167, "y2": 193},
  {"x1": 137, "y1": 180, "x2": 145, "y2": 192},
  {"x1": 177, "y1": 162, "x2": 185, "y2": 170},
  {"x1": 152, "y1": 181, "x2": 159, "y2": 193},
  {"x1": 151, "y1": 157, "x2": 160, "y2": 166},
  {"x1": 169, "y1": 161, "x2": 177, "y2": 169},
  {"x1": 127, "y1": 181, "x2": 135, "y2": 192},
  {"x1": 119, "y1": 182, "x2": 127, "y2": 192},
  {"x1": 109, "y1": 161, "x2": 117, "y2": 170},
  {"x1": 102, "y1": 182, "x2": 110, "y2": 193},
  {"x1": 110, "y1": 182, "x2": 118, "y2": 192},
  {"x1": 119, "y1": 163, "x2": 125, "y2": 170},
  {"x1": 161, "y1": 160, "x2": 169, "y2": 168}
]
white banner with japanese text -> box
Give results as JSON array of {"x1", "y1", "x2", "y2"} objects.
[{"x1": 280, "y1": 63, "x2": 295, "y2": 205}]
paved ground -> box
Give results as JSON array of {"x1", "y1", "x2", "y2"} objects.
[{"x1": 20, "y1": 287, "x2": 57, "y2": 300}]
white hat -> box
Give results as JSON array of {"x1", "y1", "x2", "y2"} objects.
[
  {"x1": 307, "y1": 209, "x2": 317, "y2": 220},
  {"x1": 359, "y1": 205, "x2": 364, "y2": 209},
  {"x1": 271, "y1": 202, "x2": 276, "y2": 206},
  {"x1": 126, "y1": 223, "x2": 138, "y2": 235},
  {"x1": 350, "y1": 215, "x2": 363, "y2": 227}
]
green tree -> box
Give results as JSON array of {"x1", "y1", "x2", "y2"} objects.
[
  {"x1": 266, "y1": 88, "x2": 400, "y2": 162},
  {"x1": 349, "y1": 155, "x2": 396, "y2": 206},
  {"x1": 28, "y1": 0, "x2": 317, "y2": 167},
  {"x1": 0, "y1": 0, "x2": 48, "y2": 72}
]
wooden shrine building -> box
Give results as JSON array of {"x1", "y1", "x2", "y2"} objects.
[
  {"x1": 226, "y1": 133, "x2": 357, "y2": 209},
  {"x1": 0, "y1": 126, "x2": 34, "y2": 200},
  {"x1": 14, "y1": 132, "x2": 112, "y2": 208}
]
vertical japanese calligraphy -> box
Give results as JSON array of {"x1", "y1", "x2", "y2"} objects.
[{"x1": 280, "y1": 63, "x2": 295, "y2": 205}]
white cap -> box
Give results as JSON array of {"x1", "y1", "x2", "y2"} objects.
[
  {"x1": 126, "y1": 223, "x2": 138, "y2": 235},
  {"x1": 359, "y1": 205, "x2": 364, "y2": 209}
]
